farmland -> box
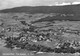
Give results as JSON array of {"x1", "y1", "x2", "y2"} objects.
[
  {"x1": 0, "y1": 4, "x2": 80, "y2": 56},
  {"x1": 0, "y1": 13, "x2": 80, "y2": 56}
]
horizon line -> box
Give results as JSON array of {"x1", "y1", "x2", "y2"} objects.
[{"x1": 0, "y1": 3, "x2": 80, "y2": 10}]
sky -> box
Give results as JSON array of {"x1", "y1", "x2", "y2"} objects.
[{"x1": 0, "y1": 0, "x2": 80, "y2": 10}]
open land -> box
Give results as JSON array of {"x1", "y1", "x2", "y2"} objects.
[{"x1": 0, "y1": 13, "x2": 80, "y2": 56}]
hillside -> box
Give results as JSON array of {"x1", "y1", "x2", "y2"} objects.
[
  {"x1": 1, "y1": 4, "x2": 80, "y2": 56},
  {"x1": 0, "y1": 4, "x2": 80, "y2": 14}
]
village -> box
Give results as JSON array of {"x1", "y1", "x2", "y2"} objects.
[{"x1": 0, "y1": 20, "x2": 80, "y2": 53}]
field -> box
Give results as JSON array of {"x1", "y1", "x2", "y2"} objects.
[{"x1": 0, "y1": 13, "x2": 80, "y2": 56}]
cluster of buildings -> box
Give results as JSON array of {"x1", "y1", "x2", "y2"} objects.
[{"x1": 1, "y1": 21, "x2": 80, "y2": 53}]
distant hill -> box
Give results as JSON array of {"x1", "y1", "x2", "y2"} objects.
[
  {"x1": 0, "y1": 4, "x2": 80, "y2": 14},
  {"x1": 0, "y1": 4, "x2": 80, "y2": 22}
]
